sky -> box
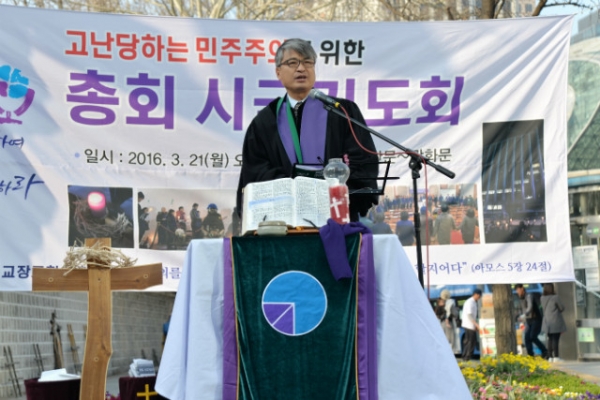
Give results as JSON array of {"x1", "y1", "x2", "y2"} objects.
[
  {"x1": 539, "y1": 0, "x2": 597, "y2": 17},
  {"x1": 539, "y1": 0, "x2": 598, "y2": 34}
]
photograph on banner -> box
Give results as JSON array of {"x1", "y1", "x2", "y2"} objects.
[
  {"x1": 67, "y1": 185, "x2": 134, "y2": 248},
  {"x1": 382, "y1": 182, "x2": 480, "y2": 245},
  {"x1": 482, "y1": 119, "x2": 547, "y2": 243},
  {"x1": 136, "y1": 188, "x2": 237, "y2": 251}
]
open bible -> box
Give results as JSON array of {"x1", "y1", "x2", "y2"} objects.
[{"x1": 241, "y1": 177, "x2": 330, "y2": 235}]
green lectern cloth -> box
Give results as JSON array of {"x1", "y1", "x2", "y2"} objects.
[{"x1": 225, "y1": 234, "x2": 362, "y2": 400}]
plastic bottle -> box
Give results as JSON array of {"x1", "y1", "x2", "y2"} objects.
[{"x1": 323, "y1": 158, "x2": 351, "y2": 224}]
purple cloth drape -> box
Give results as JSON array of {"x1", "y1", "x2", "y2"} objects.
[{"x1": 319, "y1": 219, "x2": 373, "y2": 280}]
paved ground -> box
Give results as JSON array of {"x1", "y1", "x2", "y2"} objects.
[
  {"x1": 3, "y1": 362, "x2": 600, "y2": 399},
  {"x1": 550, "y1": 360, "x2": 600, "y2": 385}
]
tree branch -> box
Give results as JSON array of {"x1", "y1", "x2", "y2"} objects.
[
  {"x1": 494, "y1": 0, "x2": 506, "y2": 18},
  {"x1": 543, "y1": 0, "x2": 594, "y2": 8},
  {"x1": 534, "y1": 0, "x2": 594, "y2": 16},
  {"x1": 532, "y1": 0, "x2": 548, "y2": 16}
]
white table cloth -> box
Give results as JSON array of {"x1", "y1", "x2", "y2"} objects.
[{"x1": 156, "y1": 235, "x2": 470, "y2": 399}]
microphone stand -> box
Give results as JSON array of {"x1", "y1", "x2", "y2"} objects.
[{"x1": 323, "y1": 104, "x2": 455, "y2": 288}]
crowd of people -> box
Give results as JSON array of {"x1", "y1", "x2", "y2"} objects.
[
  {"x1": 151, "y1": 203, "x2": 234, "y2": 249},
  {"x1": 134, "y1": 193, "x2": 487, "y2": 249},
  {"x1": 360, "y1": 201, "x2": 480, "y2": 247},
  {"x1": 379, "y1": 194, "x2": 478, "y2": 212},
  {"x1": 360, "y1": 199, "x2": 549, "y2": 247},
  {"x1": 515, "y1": 283, "x2": 567, "y2": 362},
  {"x1": 124, "y1": 195, "x2": 237, "y2": 250},
  {"x1": 433, "y1": 284, "x2": 567, "y2": 362},
  {"x1": 484, "y1": 218, "x2": 548, "y2": 243}
]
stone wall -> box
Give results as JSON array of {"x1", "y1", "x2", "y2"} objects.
[{"x1": 0, "y1": 291, "x2": 174, "y2": 398}]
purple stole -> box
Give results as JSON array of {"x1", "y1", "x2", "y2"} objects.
[{"x1": 277, "y1": 96, "x2": 328, "y2": 164}]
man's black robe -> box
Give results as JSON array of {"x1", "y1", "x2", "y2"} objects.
[{"x1": 236, "y1": 96, "x2": 379, "y2": 221}]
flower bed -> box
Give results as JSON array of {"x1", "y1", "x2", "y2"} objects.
[{"x1": 461, "y1": 354, "x2": 600, "y2": 399}]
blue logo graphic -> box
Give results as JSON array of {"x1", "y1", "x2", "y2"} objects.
[
  {"x1": 0, "y1": 65, "x2": 36, "y2": 125},
  {"x1": 262, "y1": 271, "x2": 327, "y2": 336}
]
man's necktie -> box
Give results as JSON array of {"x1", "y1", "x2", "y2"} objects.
[{"x1": 293, "y1": 101, "x2": 302, "y2": 119}]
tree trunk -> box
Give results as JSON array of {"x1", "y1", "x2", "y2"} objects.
[
  {"x1": 492, "y1": 284, "x2": 517, "y2": 355},
  {"x1": 481, "y1": 0, "x2": 495, "y2": 18},
  {"x1": 531, "y1": 0, "x2": 547, "y2": 17}
]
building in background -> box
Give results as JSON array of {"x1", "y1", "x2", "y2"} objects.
[{"x1": 566, "y1": 12, "x2": 600, "y2": 360}]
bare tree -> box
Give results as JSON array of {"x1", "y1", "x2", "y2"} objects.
[
  {"x1": 492, "y1": 284, "x2": 517, "y2": 354},
  {"x1": 0, "y1": 0, "x2": 457, "y2": 20},
  {"x1": 2, "y1": 0, "x2": 598, "y2": 20}
]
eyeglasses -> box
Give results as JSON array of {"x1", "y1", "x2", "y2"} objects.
[{"x1": 278, "y1": 58, "x2": 316, "y2": 69}]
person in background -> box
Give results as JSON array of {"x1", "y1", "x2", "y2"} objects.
[
  {"x1": 395, "y1": 210, "x2": 415, "y2": 246},
  {"x1": 370, "y1": 211, "x2": 392, "y2": 234},
  {"x1": 176, "y1": 206, "x2": 186, "y2": 230},
  {"x1": 541, "y1": 283, "x2": 567, "y2": 362},
  {"x1": 516, "y1": 283, "x2": 548, "y2": 358},
  {"x1": 433, "y1": 204, "x2": 456, "y2": 245},
  {"x1": 418, "y1": 207, "x2": 434, "y2": 246},
  {"x1": 190, "y1": 203, "x2": 203, "y2": 239},
  {"x1": 137, "y1": 191, "x2": 145, "y2": 221},
  {"x1": 226, "y1": 206, "x2": 242, "y2": 237},
  {"x1": 358, "y1": 213, "x2": 375, "y2": 230},
  {"x1": 202, "y1": 203, "x2": 225, "y2": 238},
  {"x1": 434, "y1": 298, "x2": 447, "y2": 331},
  {"x1": 166, "y1": 209, "x2": 177, "y2": 250},
  {"x1": 441, "y1": 289, "x2": 461, "y2": 354},
  {"x1": 138, "y1": 206, "x2": 150, "y2": 247},
  {"x1": 156, "y1": 207, "x2": 168, "y2": 246},
  {"x1": 459, "y1": 208, "x2": 478, "y2": 244},
  {"x1": 462, "y1": 288, "x2": 481, "y2": 362},
  {"x1": 118, "y1": 191, "x2": 144, "y2": 223}
]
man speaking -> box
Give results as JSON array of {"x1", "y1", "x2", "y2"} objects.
[{"x1": 236, "y1": 38, "x2": 379, "y2": 222}]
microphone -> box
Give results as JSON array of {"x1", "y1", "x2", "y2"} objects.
[{"x1": 309, "y1": 89, "x2": 340, "y2": 108}]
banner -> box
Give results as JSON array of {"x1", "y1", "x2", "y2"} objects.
[{"x1": 0, "y1": 5, "x2": 574, "y2": 290}]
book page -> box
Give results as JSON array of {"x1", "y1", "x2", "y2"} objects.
[
  {"x1": 242, "y1": 178, "x2": 295, "y2": 233},
  {"x1": 316, "y1": 182, "x2": 331, "y2": 226},
  {"x1": 293, "y1": 177, "x2": 330, "y2": 228}
]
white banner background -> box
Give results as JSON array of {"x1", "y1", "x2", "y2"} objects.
[{"x1": 0, "y1": 5, "x2": 574, "y2": 290}]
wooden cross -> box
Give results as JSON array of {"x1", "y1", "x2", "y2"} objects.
[{"x1": 32, "y1": 238, "x2": 163, "y2": 400}]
